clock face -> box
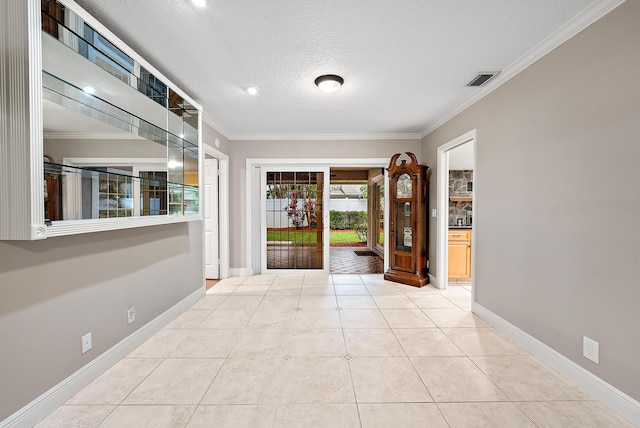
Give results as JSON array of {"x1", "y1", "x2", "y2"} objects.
[{"x1": 396, "y1": 173, "x2": 412, "y2": 198}]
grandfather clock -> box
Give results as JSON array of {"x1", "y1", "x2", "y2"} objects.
[{"x1": 384, "y1": 152, "x2": 429, "y2": 287}]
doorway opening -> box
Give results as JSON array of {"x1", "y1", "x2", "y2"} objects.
[
  {"x1": 437, "y1": 130, "x2": 476, "y2": 294},
  {"x1": 329, "y1": 167, "x2": 383, "y2": 274},
  {"x1": 203, "y1": 142, "x2": 229, "y2": 280},
  {"x1": 247, "y1": 158, "x2": 390, "y2": 276}
]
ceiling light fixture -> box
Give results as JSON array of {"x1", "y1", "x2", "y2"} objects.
[
  {"x1": 191, "y1": 0, "x2": 207, "y2": 7},
  {"x1": 314, "y1": 74, "x2": 344, "y2": 93},
  {"x1": 83, "y1": 86, "x2": 95, "y2": 94},
  {"x1": 247, "y1": 86, "x2": 258, "y2": 95}
]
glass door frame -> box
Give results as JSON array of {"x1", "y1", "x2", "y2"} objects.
[
  {"x1": 260, "y1": 165, "x2": 331, "y2": 274},
  {"x1": 372, "y1": 174, "x2": 385, "y2": 256}
]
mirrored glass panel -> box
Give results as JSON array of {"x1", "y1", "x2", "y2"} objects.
[
  {"x1": 43, "y1": 162, "x2": 198, "y2": 221},
  {"x1": 40, "y1": 0, "x2": 199, "y2": 222}
]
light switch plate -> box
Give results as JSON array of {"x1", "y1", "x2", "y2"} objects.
[
  {"x1": 81, "y1": 332, "x2": 92, "y2": 354},
  {"x1": 583, "y1": 336, "x2": 599, "y2": 364},
  {"x1": 431, "y1": 209, "x2": 437, "y2": 218}
]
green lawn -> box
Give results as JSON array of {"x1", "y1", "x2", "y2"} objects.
[
  {"x1": 267, "y1": 229, "x2": 364, "y2": 245},
  {"x1": 330, "y1": 230, "x2": 363, "y2": 244}
]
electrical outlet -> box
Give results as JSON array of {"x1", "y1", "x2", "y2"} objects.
[
  {"x1": 127, "y1": 307, "x2": 136, "y2": 325},
  {"x1": 81, "y1": 332, "x2": 92, "y2": 354},
  {"x1": 583, "y1": 336, "x2": 599, "y2": 364}
]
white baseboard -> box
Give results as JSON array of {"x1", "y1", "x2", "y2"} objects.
[
  {"x1": 428, "y1": 273, "x2": 438, "y2": 288},
  {"x1": 473, "y1": 303, "x2": 640, "y2": 426},
  {"x1": 229, "y1": 267, "x2": 252, "y2": 277},
  {"x1": 1, "y1": 287, "x2": 205, "y2": 428}
]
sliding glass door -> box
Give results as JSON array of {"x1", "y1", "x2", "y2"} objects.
[{"x1": 261, "y1": 167, "x2": 329, "y2": 272}]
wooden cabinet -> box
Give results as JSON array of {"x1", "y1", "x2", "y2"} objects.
[
  {"x1": 448, "y1": 229, "x2": 471, "y2": 278},
  {"x1": 384, "y1": 152, "x2": 429, "y2": 287}
]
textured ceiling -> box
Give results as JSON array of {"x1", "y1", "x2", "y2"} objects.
[{"x1": 73, "y1": 0, "x2": 608, "y2": 139}]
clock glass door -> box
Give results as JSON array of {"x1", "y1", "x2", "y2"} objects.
[
  {"x1": 395, "y1": 201, "x2": 412, "y2": 252},
  {"x1": 392, "y1": 173, "x2": 414, "y2": 272}
]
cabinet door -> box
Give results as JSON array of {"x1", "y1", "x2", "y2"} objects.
[{"x1": 448, "y1": 241, "x2": 469, "y2": 278}]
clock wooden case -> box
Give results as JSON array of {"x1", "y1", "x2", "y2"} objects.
[{"x1": 384, "y1": 152, "x2": 430, "y2": 287}]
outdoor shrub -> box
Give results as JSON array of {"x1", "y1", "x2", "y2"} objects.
[
  {"x1": 330, "y1": 210, "x2": 367, "y2": 230},
  {"x1": 354, "y1": 223, "x2": 367, "y2": 241},
  {"x1": 330, "y1": 210, "x2": 347, "y2": 229},
  {"x1": 348, "y1": 211, "x2": 367, "y2": 227}
]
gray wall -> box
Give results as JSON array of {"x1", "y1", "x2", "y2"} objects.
[
  {"x1": 421, "y1": 1, "x2": 639, "y2": 400},
  {"x1": 226, "y1": 139, "x2": 421, "y2": 268},
  {"x1": 0, "y1": 222, "x2": 203, "y2": 420}
]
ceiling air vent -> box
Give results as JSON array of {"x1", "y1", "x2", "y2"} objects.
[{"x1": 466, "y1": 71, "x2": 500, "y2": 87}]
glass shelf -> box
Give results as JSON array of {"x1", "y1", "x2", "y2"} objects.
[{"x1": 44, "y1": 162, "x2": 198, "y2": 222}]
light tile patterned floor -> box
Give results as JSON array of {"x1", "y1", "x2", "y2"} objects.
[
  {"x1": 330, "y1": 247, "x2": 383, "y2": 274},
  {"x1": 36, "y1": 275, "x2": 636, "y2": 428}
]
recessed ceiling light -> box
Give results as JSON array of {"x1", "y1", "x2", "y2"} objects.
[
  {"x1": 314, "y1": 75, "x2": 344, "y2": 93},
  {"x1": 247, "y1": 86, "x2": 258, "y2": 95},
  {"x1": 83, "y1": 86, "x2": 95, "y2": 94},
  {"x1": 179, "y1": 133, "x2": 184, "y2": 138},
  {"x1": 191, "y1": 0, "x2": 207, "y2": 7}
]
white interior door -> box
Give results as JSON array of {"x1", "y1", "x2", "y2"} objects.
[{"x1": 204, "y1": 158, "x2": 219, "y2": 279}]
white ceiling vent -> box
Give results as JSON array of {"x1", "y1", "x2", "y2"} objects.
[{"x1": 466, "y1": 72, "x2": 500, "y2": 87}]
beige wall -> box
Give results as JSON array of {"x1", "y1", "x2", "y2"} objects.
[
  {"x1": 43, "y1": 138, "x2": 166, "y2": 161},
  {"x1": 421, "y1": 1, "x2": 639, "y2": 400},
  {"x1": 226, "y1": 139, "x2": 421, "y2": 268},
  {"x1": 202, "y1": 121, "x2": 231, "y2": 154},
  {"x1": 0, "y1": 222, "x2": 203, "y2": 419}
]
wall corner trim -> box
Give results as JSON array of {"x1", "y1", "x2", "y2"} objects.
[
  {"x1": 472, "y1": 303, "x2": 640, "y2": 426},
  {"x1": 0, "y1": 287, "x2": 205, "y2": 428}
]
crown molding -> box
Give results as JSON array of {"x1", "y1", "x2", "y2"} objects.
[
  {"x1": 230, "y1": 133, "x2": 422, "y2": 141},
  {"x1": 202, "y1": 111, "x2": 233, "y2": 140},
  {"x1": 419, "y1": 0, "x2": 626, "y2": 139}
]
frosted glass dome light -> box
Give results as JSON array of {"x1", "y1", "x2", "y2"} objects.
[{"x1": 314, "y1": 75, "x2": 344, "y2": 93}]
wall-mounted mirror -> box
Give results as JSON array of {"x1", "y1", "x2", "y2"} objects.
[{"x1": 40, "y1": 0, "x2": 200, "y2": 223}]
